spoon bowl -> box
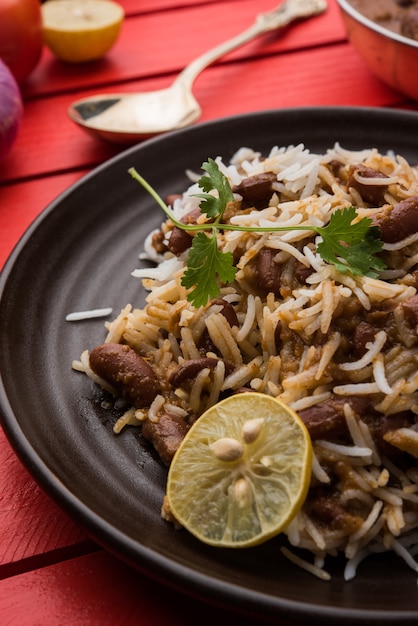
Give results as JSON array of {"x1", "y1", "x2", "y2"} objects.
[
  {"x1": 69, "y1": 83, "x2": 202, "y2": 143},
  {"x1": 68, "y1": 0, "x2": 327, "y2": 143}
]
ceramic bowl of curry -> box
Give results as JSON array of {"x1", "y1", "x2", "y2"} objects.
[{"x1": 336, "y1": 0, "x2": 418, "y2": 102}]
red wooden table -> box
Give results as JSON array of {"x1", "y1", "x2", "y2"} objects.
[{"x1": 1, "y1": 1, "x2": 418, "y2": 624}]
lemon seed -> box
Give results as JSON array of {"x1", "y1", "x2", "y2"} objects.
[
  {"x1": 242, "y1": 417, "x2": 264, "y2": 443},
  {"x1": 210, "y1": 437, "x2": 243, "y2": 462},
  {"x1": 233, "y1": 477, "x2": 251, "y2": 508}
]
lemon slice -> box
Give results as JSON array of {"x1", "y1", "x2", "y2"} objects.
[
  {"x1": 41, "y1": 0, "x2": 124, "y2": 63},
  {"x1": 166, "y1": 392, "x2": 312, "y2": 548}
]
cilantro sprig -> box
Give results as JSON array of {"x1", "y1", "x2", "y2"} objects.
[
  {"x1": 193, "y1": 159, "x2": 235, "y2": 218},
  {"x1": 182, "y1": 231, "x2": 237, "y2": 307},
  {"x1": 316, "y1": 205, "x2": 385, "y2": 277},
  {"x1": 128, "y1": 160, "x2": 386, "y2": 308}
]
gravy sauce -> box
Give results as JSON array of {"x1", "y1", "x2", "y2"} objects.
[{"x1": 348, "y1": 0, "x2": 418, "y2": 40}]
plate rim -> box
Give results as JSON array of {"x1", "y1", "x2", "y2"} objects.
[{"x1": 2, "y1": 106, "x2": 418, "y2": 625}]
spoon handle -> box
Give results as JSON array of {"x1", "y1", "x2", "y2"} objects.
[{"x1": 175, "y1": 0, "x2": 327, "y2": 87}]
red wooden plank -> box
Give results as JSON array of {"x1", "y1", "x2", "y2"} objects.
[
  {"x1": 0, "y1": 430, "x2": 89, "y2": 571},
  {"x1": 121, "y1": 0, "x2": 243, "y2": 15},
  {"x1": 193, "y1": 41, "x2": 404, "y2": 115},
  {"x1": 0, "y1": 550, "x2": 300, "y2": 626},
  {"x1": 22, "y1": 0, "x2": 344, "y2": 98},
  {"x1": 0, "y1": 41, "x2": 407, "y2": 186},
  {"x1": 0, "y1": 172, "x2": 89, "y2": 268}
]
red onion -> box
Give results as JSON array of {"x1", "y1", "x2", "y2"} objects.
[{"x1": 0, "y1": 58, "x2": 23, "y2": 161}]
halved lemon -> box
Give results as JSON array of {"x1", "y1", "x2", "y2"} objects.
[
  {"x1": 166, "y1": 392, "x2": 312, "y2": 548},
  {"x1": 41, "y1": 0, "x2": 124, "y2": 63}
]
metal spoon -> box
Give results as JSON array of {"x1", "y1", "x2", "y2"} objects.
[{"x1": 68, "y1": 0, "x2": 327, "y2": 143}]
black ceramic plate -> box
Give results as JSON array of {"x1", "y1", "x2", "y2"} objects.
[{"x1": 2, "y1": 107, "x2": 418, "y2": 626}]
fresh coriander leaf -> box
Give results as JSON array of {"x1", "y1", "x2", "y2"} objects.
[
  {"x1": 318, "y1": 206, "x2": 370, "y2": 244},
  {"x1": 333, "y1": 238, "x2": 386, "y2": 277},
  {"x1": 192, "y1": 158, "x2": 234, "y2": 219},
  {"x1": 181, "y1": 231, "x2": 237, "y2": 308},
  {"x1": 316, "y1": 207, "x2": 385, "y2": 277}
]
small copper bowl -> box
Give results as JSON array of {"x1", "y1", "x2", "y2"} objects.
[{"x1": 336, "y1": 0, "x2": 418, "y2": 102}]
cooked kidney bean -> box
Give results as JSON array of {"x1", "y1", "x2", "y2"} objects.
[
  {"x1": 169, "y1": 357, "x2": 235, "y2": 387},
  {"x1": 372, "y1": 411, "x2": 415, "y2": 459},
  {"x1": 142, "y1": 412, "x2": 190, "y2": 465},
  {"x1": 167, "y1": 206, "x2": 203, "y2": 255},
  {"x1": 353, "y1": 321, "x2": 379, "y2": 356},
  {"x1": 232, "y1": 172, "x2": 277, "y2": 208},
  {"x1": 274, "y1": 320, "x2": 282, "y2": 353},
  {"x1": 165, "y1": 193, "x2": 182, "y2": 205},
  {"x1": 198, "y1": 298, "x2": 239, "y2": 354},
  {"x1": 347, "y1": 164, "x2": 389, "y2": 205},
  {"x1": 327, "y1": 159, "x2": 344, "y2": 179},
  {"x1": 298, "y1": 396, "x2": 369, "y2": 440},
  {"x1": 372, "y1": 196, "x2": 418, "y2": 242},
  {"x1": 294, "y1": 262, "x2": 313, "y2": 284},
  {"x1": 254, "y1": 250, "x2": 312, "y2": 296},
  {"x1": 255, "y1": 248, "x2": 282, "y2": 296},
  {"x1": 166, "y1": 227, "x2": 193, "y2": 255},
  {"x1": 401, "y1": 294, "x2": 418, "y2": 325},
  {"x1": 211, "y1": 298, "x2": 239, "y2": 327},
  {"x1": 89, "y1": 343, "x2": 161, "y2": 408}
]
